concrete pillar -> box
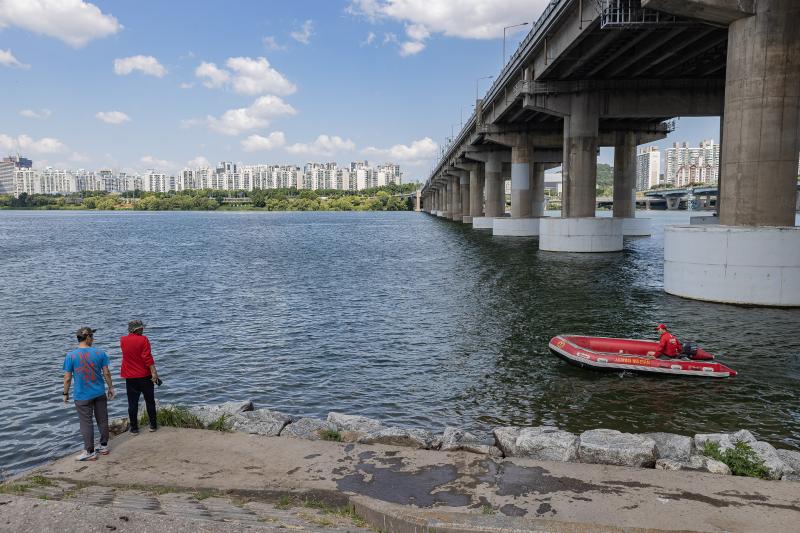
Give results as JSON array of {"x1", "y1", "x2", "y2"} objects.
[
  {"x1": 484, "y1": 152, "x2": 505, "y2": 218},
  {"x1": 469, "y1": 164, "x2": 484, "y2": 218},
  {"x1": 613, "y1": 132, "x2": 637, "y2": 219},
  {"x1": 563, "y1": 92, "x2": 599, "y2": 218},
  {"x1": 460, "y1": 172, "x2": 470, "y2": 220},
  {"x1": 719, "y1": 0, "x2": 800, "y2": 227},
  {"x1": 450, "y1": 175, "x2": 462, "y2": 221},
  {"x1": 511, "y1": 136, "x2": 533, "y2": 218},
  {"x1": 532, "y1": 163, "x2": 546, "y2": 216}
]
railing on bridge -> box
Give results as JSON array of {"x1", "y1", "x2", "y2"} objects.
[{"x1": 598, "y1": 0, "x2": 680, "y2": 28}]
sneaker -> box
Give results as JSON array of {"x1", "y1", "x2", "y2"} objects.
[
  {"x1": 148, "y1": 425, "x2": 157, "y2": 433},
  {"x1": 97, "y1": 444, "x2": 110, "y2": 455},
  {"x1": 130, "y1": 427, "x2": 139, "y2": 435},
  {"x1": 76, "y1": 450, "x2": 97, "y2": 461}
]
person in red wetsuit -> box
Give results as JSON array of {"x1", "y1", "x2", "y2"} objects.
[
  {"x1": 655, "y1": 323, "x2": 683, "y2": 357},
  {"x1": 120, "y1": 320, "x2": 160, "y2": 434}
]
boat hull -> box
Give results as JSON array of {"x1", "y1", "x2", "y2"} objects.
[{"x1": 549, "y1": 335, "x2": 737, "y2": 378}]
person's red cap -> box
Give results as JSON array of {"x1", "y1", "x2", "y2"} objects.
[{"x1": 656, "y1": 323, "x2": 668, "y2": 330}]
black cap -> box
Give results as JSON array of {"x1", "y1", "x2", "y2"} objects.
[
  {"x1": 128, "y1": 319, "x2": 145, "y2": 333},
  {"x1": 76, "y1": 327, "x2": 97, "y2": 340}
]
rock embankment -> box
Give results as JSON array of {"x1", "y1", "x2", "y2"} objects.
[{"x1": 109, "y1": 401, "x2": 799, "y2": 482}]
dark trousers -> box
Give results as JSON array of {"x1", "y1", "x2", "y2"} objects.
[
  {"x1": 126, "y1": 377, "x2": 157, "y2": 429},
  {"x1": 75, "y1": 395, "x2": 109, "y2": 452}
]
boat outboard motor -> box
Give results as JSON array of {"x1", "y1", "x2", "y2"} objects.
[{"x1": 682, "y1": 342, "x2": 698, "y2": 358}]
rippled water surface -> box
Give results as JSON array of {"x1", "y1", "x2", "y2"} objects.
[{"x1": 1, "y1": 210, "x2": 799, "y2": 476}]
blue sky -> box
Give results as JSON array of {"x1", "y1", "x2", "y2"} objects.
[{"x1": 0, "y1": 0, "x2": 719, "y2": 180}]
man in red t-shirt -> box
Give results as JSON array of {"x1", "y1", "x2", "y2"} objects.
[
  {"x1": 654, "y1": 323, "x2": 683, "y2": 358},
  {"x1": 120, "y1": 320, "x2": 160, "y2": 434}
]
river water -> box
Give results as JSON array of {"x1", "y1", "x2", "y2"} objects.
[{"x1": 1, "y1": 210, "x2": 799, "y2": 477}]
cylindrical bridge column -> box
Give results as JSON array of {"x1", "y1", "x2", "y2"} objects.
[
  {"x1": 563, "y1": 92, "x2": 599, "y2": 218},
  {"x1": 719, "y1": 0, "x2": 800, "y2": 227},
  {"x1": 532, "y1": 162, "x2": 546, "y2": 217},
  {"x1": 450, "y1": 174, "x2": 461, "y2": 221},
  {"x1": 460, "y1": 172, "x2": 470, "y2": 220},
  {"x1": 613, "y1": 131, "x2": 637, "y2": 219},
  {"x1": 469, "y1": 163, "x2": 485, "y2": 218},
  {"x1": 484, "y1": 152, "x2": 505, "y2": 218},
  {"x1": 511, "y1": 137, "x2": 533, "y2": 219}
]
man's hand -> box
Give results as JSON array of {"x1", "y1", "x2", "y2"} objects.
[
  {"x1": 63, "y1": 392, "x2": 69, "y2": 403},
  {"x1": 107, "y1": 386, "x2": 115, "y2": 400},
  {"x1": 151, "y1": 370, "x2": 159, "y2": 385}
]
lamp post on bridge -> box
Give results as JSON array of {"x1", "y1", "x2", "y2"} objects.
[
  {"x1": 503, "y1": 22, "x2": 529, "y2": 66},
  {"x1": 475, "y1": 75, "x2": 494, "y2": 101}
]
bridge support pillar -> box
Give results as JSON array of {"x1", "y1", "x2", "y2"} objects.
[
  {"x1": 541, "y1": 92, "x2": 623, "y2": 252},
  {"x1": 664, "y1": 0, "x2": 800, "y2": 306},
  {"x1": 449, "y1": 174, "x2": 462, "y2": 221},
  {"x1": 469, "y1": 163, "x2": 485, "y2": 221},
  {"x1": 614, "y1": 131, "x2": 651, "y2": 236},
  {"x1": 484, "y1": 152, "x2": 505, "y2": 218},
  {"x1": 440, "y1": 181, "x2": 450, "y2": 218},
  {"x1": 460, "y1": 172, "x2": 470, "y2": 222}
]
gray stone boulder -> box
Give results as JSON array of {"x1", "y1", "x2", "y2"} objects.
[
  {"x1": 776, "y1": 449, "x2": 800, "y2": 474},
  {"x1": 109, "y1": 417, "x2": 130, "y2": 436},
  {"x1": 493, "y1": 427, "x2": 521, "y2": 457},
  {"x1": 516, "y1": 427, "x2": 579, "y2": 462},
  {"x1": 281, "y1": 417, "x2": 334, "y2": 440},
  {"x1": 642, "y1": 432, "x2": 694, "y2": 461},
  {"x1": 358, "y1": 427, "x2": 436, "y2": 449},
  {"x1": 326, "y1": 412, "x2": 383, "y2": 433},
  {"x1": 189, "y1": 400, "x2": 254, "y2": 427},
  {"x1": 231, "y1": 409, "x2": 292, "y2": 436},
  {"x1": 578, "y1": 429, "x2": 657, "y2": 468},
  {"x1": 656, "y1": 455, "x2": 731, "y2": 475},
  {"x1": 782, "y1": 473, "x2": 800, "y2": 482},
  {"x1": 751, "y1": 441, "x2": 793, "y2": 480},
  {"x1": 694, "y1": 429, "x2": 756, "y2": 452},
  {"x1": 440, "y1": 427, "x2": 502, "y2": 457}
]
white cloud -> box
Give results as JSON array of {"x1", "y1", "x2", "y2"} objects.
[
  {"x1": 113, "y1": 55, "x2": 167, "y2": 77},
  {"x1": 399, "y1": 41, "x2": 425, "y2": 56},
  {"x1": 0, "y1": 0, "x2": 121, "y2": 48},
  {"x1": 70, "y1": 152, "x2": 90, "y2": 162},
  {"x1": 290, "y1": 20, "x2": 314, "y2": 45},
  {"x1": 195, "y1": 62, "x2": 229, "y2": 88},
  {"x1": 361, "y1": 32, "x2": 376, "y2": 46},
  {"x1": 95, "y1": 111, "x2": 130, "y2": 124},
  {"x1": 200, "y1": 95, "x2": 297, "y2": 136},
  {"x1": 262, "y1": 36, "x2": 286, "y2": 51},
  {"x1": 140, "y1": 155, "x2": 172, "y2": 169},
  {"x1": 286, "y1": 135, "x2": 356, "y2": 157},
  {"x1": 0, "y1": 49, "x2": 29, "y2": 69},
  {"x1": 195, "y1": 57, "x2": 295, "y2": 96},
  {"x1": 186, "y1": 156, "x2": 211, "y2": 168},
  {"x1": 363, "y1": 137, "x2": 438, "y2": 163},
  {"x1": 179, "y1": 82, "x2": 194, "y2": 89},
  {"x1": 347, "y1": 1, "x2": 546, "y2": 44},
  {"x1": 242, "y1": 132, "x2": 287, "y2": 152},
  {"x1": 0, "y1": 133, "x2": 67, "y2": 154},
  {"x1": 20, "y1": 108, "x2": 51, "y2": 119}
]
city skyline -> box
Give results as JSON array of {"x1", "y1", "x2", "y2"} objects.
[{"x1": 0, "y1": 1, "x2": 719, "y2": 179}]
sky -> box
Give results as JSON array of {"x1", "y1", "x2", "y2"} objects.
[{"x1": 0, "y1": 0, "x2": 719, "y2": 181}]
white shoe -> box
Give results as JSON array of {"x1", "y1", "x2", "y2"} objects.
[
  {"x1": 76, "y1": 450, "x2": 97, "y2": 461},
  {"x1": 97, "y1": 444, "x2": 109, "y2": 455}
]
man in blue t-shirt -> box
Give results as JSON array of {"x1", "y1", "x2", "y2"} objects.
[{"x1": 63, "y1": 326, "x2": 115, "y2": 461}]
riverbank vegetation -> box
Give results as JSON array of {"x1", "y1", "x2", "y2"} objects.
[{"x1": 0, "y1": 183, "x2": 418, "y2": 212}]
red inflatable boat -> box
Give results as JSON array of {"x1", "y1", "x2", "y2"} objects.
[{"x1": 549, "y1": 335, "x2": 737, "y2": 378}]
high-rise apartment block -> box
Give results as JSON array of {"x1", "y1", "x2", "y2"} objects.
[
  {"x1": 636, "y1": 146, "x2": 661, "y2": 191},
  {"x1": 664, "y1": 140, "x2": 719, "y2": 187}
]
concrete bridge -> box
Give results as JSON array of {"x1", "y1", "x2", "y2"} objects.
[{"x1": 420, "y1": 0, "x2": 799, "y2": 307}]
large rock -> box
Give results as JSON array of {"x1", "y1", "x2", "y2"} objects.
[
  {"x1": 327, "y1": 412, "x2": 383, "y2": 433},
  {"x1": 441, "y1": 427, "x2": 502, "y2": 457},
  {"x1": 694, "y1": 429, "x2": 756, "y2": 452},
  {"x1": 642, "y1": 432, "x2": 694, "y2": 461},
  {"x1": 656, "y1": 455, "x2": 731, "y2": 475},
  {"x1": 776, "y1": 449, "x2": 800, "y2": 474},
  {"x1": 515, "y1": 427, "x2": 579, "y2": 462},
  {"x1": 231, "y1": 409, "x2": 292, "y2": 436},
  {"x1": 751, "y1": 441, "x2": 792, "y2": 480},
  {"x1": 578, "y1": 429, "x2": 657, "y2": 468},
  {"x1": 109, "y1": 417, "x2": 130, "y2": 436},
  {"x1": 493, "y1": 427, "x2": 521, "y2": 457},
  {"x1": 189, "y1": 400, "x2": 254, "y2": 427},
  {"x1": 358, "y1": 427, "x2": 436, "y2": 449},
  {"x1": 281, "y1": 417, "x2": 334, "y2": 440}
]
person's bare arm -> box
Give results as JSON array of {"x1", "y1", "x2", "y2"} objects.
[
  {"x1": 63, "y1": 372, "x2": 72, "y2": 403},
  {"x1": 102, "y1": 366, "x2": 115, "y2": 400}
]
